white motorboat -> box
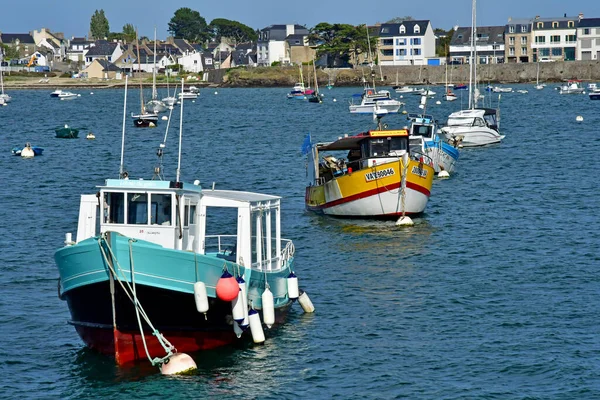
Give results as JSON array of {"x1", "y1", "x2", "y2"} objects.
[
  {"x1": 559, "y1": 80, "x2": 585, "y2": 94},
  {"x1": 413, "y1": 88, "x2": 436, "y2": 97},
  {"x1": 50, "y1": 89, "x2": 64, "y2": 97},
  {"x1": 394, "y1": 86, "x2": 416, "y2": 94},
  {"x1": 441, "y1": 108, "x2": 504, "y2": 147},
  {"x1": 492, "y1": 86, "x2": 513, "y2": 93},
  {"x1": 179, "y1": 91, "x2": 198, "y2": 99},
  {"x1": 441, "y1": 0, "x2": 504, "y2": 148},
  {"x1": 349, "y1": 86, "x2": 403, "y2": 114},
  {"x1": 58, "y1": 91, "x2": 80, "y2": 100}
]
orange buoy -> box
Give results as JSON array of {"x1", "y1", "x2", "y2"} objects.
[{"x1": 216, "y1": 270, "x2": 239, "y2": 302}]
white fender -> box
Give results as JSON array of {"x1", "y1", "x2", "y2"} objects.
[
  {"x1": 193, "y1": 281, "x2": 209, "y2": 314},
  {"x1": 248, "y1": 309, "x2": 265, "y2": 344},
  {"x1": 287, "y1": 272, "x2": 299, "y2": 299},
  {"x1": 231, "y1": 289, "x2": 245, "y2": 323},
  {"x1": 298, "y1": 290, "x2": 315, "y2": 313},
  {"x1": 237, "y1": 276, "x2": 249, "y2": 328},
  {"x1": 262, "y1": 287, "x2": 275, "y2": 328}
]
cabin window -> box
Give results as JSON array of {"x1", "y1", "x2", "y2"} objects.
[
  {"x1": 104, "y1": 192, "x2": 125, "y2": 224},
  {"x1": 128, "y1": 193, "x2": 149, "y2": 224},
  {"x1": 151, "y1": 193, "x2": 172, "y2": 225},
  {"x1": 189, "y1": 205, "x2": 196, "y2": 224},
  {"x1": 414, "y1": 125, "x2": 433, "y2": 138},
  {"x1": 367, "y1": 137, "x2": 407, "y2": 157}
]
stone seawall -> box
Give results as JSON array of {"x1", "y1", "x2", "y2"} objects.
[{"x1": 217, "y1": 61, "x2": 600, "y2": 87}]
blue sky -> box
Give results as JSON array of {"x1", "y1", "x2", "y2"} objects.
[{"x1": 1, "y1": 0, "x2": 599, "y2": 40}]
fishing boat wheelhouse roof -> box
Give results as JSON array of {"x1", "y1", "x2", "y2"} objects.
[{"x1": 316, "y1": 129, "x2": 409, "y2": 151}]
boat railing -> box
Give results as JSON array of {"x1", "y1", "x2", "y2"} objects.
[{"x1": 205, "y1": 235, "x2": 294, "y2": 271}]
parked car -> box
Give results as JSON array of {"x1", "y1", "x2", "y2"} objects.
[{"x1": 540, "y1": 57, "x2": 556, "y2": 62}]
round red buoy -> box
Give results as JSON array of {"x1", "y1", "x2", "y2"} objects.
[{"x1": 216, "y1": 270, "x2": 239, "y2": 301}]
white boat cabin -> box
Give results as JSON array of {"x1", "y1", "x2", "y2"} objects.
[
  {"x1": 446, "y1": 108, "x2": 499, "y2": 131},
  {"x1": 74, "y1": 179, "x2": 291, "y2": 271}
]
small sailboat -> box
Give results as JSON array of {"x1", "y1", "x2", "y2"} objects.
[
  {"x1": 534, "y1": 61, "x2": 544, "y2": 90},
  {"x1": 162, "y1": 68, "x2": 177, "y2": 107},
  {"x1": 444, "y1": 60, "x2": 457, "y2": 102},
  {"x1": 132, "y1": 32, "x2": 158, "y2": 127},
  {"x1": 145, "y1": 28, "x2": 167, "y2": 114},
  {"x1": 0, "y1": 58, "x2": 11, "y2": 103},
  {"x1": 287, "y1": 65, "x2": 309, "y2": 99},
  {"x1": 308, "y1": 58, "x2": 323, "y2": 103}
]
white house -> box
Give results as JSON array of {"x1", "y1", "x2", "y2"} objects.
[
  {"x1": 576, "y1": 17, "x2": 600, "y2": 61},
  {"x1": 377, "y1": 20, "x2": 437, "y2": 66},
  {"x1": 84, "y1": 40, "x2": 123, "y2": 67},
  {"x1": 178, "y1": 51, "x2": 204, "y2": 73},
  {"x1": 257, "y1": 24, "x2": 309, "y2": 66},
  {"x1": 530, "y1": 15, "x2": 578, "y2": 62},
  {"x1": 67, "y1": 37, "x2": 91, "y2": 63}
]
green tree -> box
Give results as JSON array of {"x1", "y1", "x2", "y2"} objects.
[
  {"x1": 386, "y1": 16, "x2": 415, "y2": 23},
  {"x1": 168, "y1": 8, "x2": 210, "y2": 43},
  {"x1": 435, "y1": 28, "x2": 455, "y2": 57},
  {"x1": 209, "y1": 18, "x2": 257, "y2": 44},
  {"x1": 1, "y1": 43, "x2": 20, "y2": 60},
  {"x1": 90, "y1": 9, "x2": 110, "y2": 40},
  {"x1": 122, "y1": 23, "x2": 136, "y2": 43}
]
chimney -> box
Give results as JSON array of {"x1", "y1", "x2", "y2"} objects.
[{"x1": 578, "y1": 13, "x2": 584, "y2": 21}]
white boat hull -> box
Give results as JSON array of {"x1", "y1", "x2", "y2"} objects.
[
  {"x1": 349, "y1": 101, "x2": 402, "y2": 114},
  {"x1": 440, "y1": 126, "x2": 504, "y2": 147}
]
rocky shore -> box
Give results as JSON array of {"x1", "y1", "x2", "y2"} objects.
[{"x1": 3, "y1": 60, "x2": 600, "y2": 89}]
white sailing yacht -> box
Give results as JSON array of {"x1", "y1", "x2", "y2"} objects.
[
  {"x1": 146, "y1": 28, "x2": 167, "y2": 113},
  {"x1": 534, "y1": 61, "x2": 544, "y2": 90},
  {"x1": 440, "y1": 0, "x2": 504, "y2": 147},
  {"x1": 0, "y1": 53, "x2": 12, "y2": 103}
]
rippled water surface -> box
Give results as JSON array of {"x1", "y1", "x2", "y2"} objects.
[{"x1": 1, "y1": 84, "x2": 600, "y2": 398}]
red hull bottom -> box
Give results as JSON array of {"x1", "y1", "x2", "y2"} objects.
[{"x1": 75, "y1": 324, "x2": 238, "y2": 365}]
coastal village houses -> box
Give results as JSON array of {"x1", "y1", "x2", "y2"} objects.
[
  {"x1": 377, "y1": 20, "x2": 436, "y2": 66},
  {"x1": 84, "y1": 40, "x2": 123, "y2": 67},
  {"x1": 531, "y1": 15, "x2": 579, "y2": 61},
  {"x1": 504, "y1": 18, "x2": 532, "y2": 63},
  {"x1": 257, "y1": 24, "x2": 313, "y2": 66},
  {"x1": 449, "y1": 26, "x2": 506, "y2": 64},
  {"x1": 576, "y1": 17, "x2": 600, "y2": 61}
]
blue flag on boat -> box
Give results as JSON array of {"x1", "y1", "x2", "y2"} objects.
[{"x1": 301, "y1": 133, "x2": 312, "y2": 155}]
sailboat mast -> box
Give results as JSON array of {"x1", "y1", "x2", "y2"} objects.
[
  {"x1": 152, "y1": 27, "x2": 157, "y2": 100},
  {"x1": 365, "y1": 24, "x2": 376, "y2": 90},
  {"x1": 119, "y1": 76, "x2": 129, "y2": 178},
  {"x1": 468, "y1": 0, "x2": 476, "y2": 109},
  {"x1": 176, "y1": 78, "x2": 184, "y2": 182},
  {"x1": 136, "y1": 31, "x2": 144, "y2": 113}
]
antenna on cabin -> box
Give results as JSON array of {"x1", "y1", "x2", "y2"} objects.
[
  {"x1": 119, "y1": 75, "x2": 128, "y2": 178},
  {"x1": 176, "y1": 78, "x2": 184, "y2": 182}
]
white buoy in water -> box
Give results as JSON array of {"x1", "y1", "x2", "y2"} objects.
[
  {"x1": 438, "y1": 170, "x2": 450, "y2": 179},
  {"x1": 149, "y1": 122, "x2": 156, "y2": 127},
  {"x1": 21, "y1": 144, "x2": 35, "y2": 158},
  {"x1": 214, "y1": 91, "x2": 218, "y2": 95},
  {"x1": 401, "y1": 110, "x2": 407, "y2": 114},
  {"x1": 248, "y1": 309, "x2": 265, "y2": 344},
  {"x1": 287, "y1": 272, "x2": 299, "y2": 299},
  {"x1": 90, "y1": 92, "x2": 94, "y2": 95},
  {"x1": 161, "y1": 115, "x2": 168, "y2": 120},
  {"x1": 160, "y1": 353, "x2": 197, "y2": 375},
  {"x1": 86, "y1": 133, "x2": 95, "y2": 140},
  {"x1": 193, "y1": 281, "x2": 209, "y2": 314},
  {"x1": 262, "y1": 287, "x2": 275, "y2": 328},
  {"x1": 436, "y1": 100, "x2": 441, "y2": 105},
  {"x1": 333, "y1": 98, "x2": 337, "y2": 102},
  {"x1": 396, "y1": 215, "x2": 414, "y2": 226},
  {"x1": 298, "y1": 290, "x2": 315, "y2": 313},
  {"x1": 576, "y1": 115, "x2": 584, "y2": 122}
]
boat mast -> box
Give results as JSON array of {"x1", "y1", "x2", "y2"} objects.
[
  {"x1": 365, "y1": 24, "x2": 376, "y2": 91},
  {"x1": 176, "y1": 78, "x2": 184, "y2": 182},
  {"x1": 470, "y1": 0, "x2": 478, "y2": 109},
  {"x1": 136, "y1": 31, "x2": 144, "y2": 113},
  {"x1": 152, "y1": 27, "x2": 157, "y2": 100},
  {"x1": 119, "y1": 76, "x2": 129, "y2": 178}
]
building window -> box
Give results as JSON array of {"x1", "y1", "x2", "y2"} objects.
[
  {"x1": 399, "y1": 25, "x2": 406, "y2": 34},
  {"x1": 566, "y1": 35, "x2": 576, "y2": 43},
  {"x1": 509, "y1": 25, "x2": 515, "y2": 33},
  {"x1": 411, "y1": 48, "x2": 421, "y2": 56},
  {"x1": 413, "y1": 25, "x2": 420, "y2": 34},
  {"x1": 382, "y1": 39, "x2": 393, "y2": 46},
  {"x1": 521, "y1": 25, "x2": 528, "y2": 33},
  {"x1": 521, "y1": 47, "x2": 527, "y2": 55},
  {"x1": 550, "y1": 35, "x2": 560, "y2": 43},
  {"x1": 521, "y1": 37, "x2": 527, "y2": 45},
  {"x1": 396, "y1": 48, "x2": 406, "y2": 56},
  {"x1": 381, "y1": 49, "x2": 393, "y2": 56},
  {"x1": 552, "y1": 48, "x2": 562, "y2": 56},
  {"x1": 411, "y1": 38, "x2": 421, "y2": 46},
  {"x1": 396, "y1": 38, "x2": 406, "y2": 46},
  {"x1": 535, "y1": 36, "x2": 546, "y2": 44},
  {"x1": 583, "y1": 28, "x2": 591, "y2": 35},
  {"x1": 381, "y1": 27, "x2": 389, "y2": 34},
  {"x1": 539, "y1": 48, "x2": 550, "y2": 56},
  {"x1": 537, "y1": 22, "x2": 544, "y2": 29},
  {"x1": 509, "y1": 47, "x2": 515, "y2": 56},
  {"x1": 552, "y1": 21, "x2": 558, "y2": 28},
  {"x1": 509, "y1": 37, "x2": 515, "y2": 45},
  {"x1": 568, "y1": 21, "x2": 574, "y2": 28}
]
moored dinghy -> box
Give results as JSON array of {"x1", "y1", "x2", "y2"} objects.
[{"x1": 55, "y1": 78, "x2": 313, "y2": 370}]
